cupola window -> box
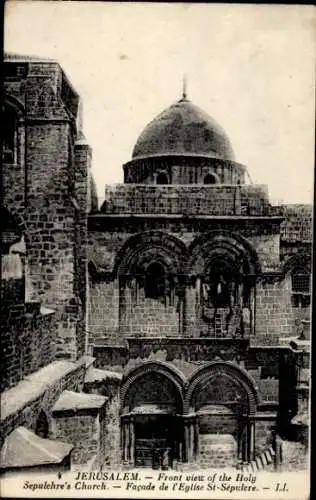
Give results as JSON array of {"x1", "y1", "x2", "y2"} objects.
[
  {"x1": 204, "y1": 173, "x2": 217, "y2": 185},
  {"x1": 156, "y1": 172, "x2": 169, "y2": 185}
]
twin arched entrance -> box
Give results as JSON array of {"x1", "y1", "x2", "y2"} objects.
[{"x1": 120, "y1": 361, "x2": 258, "y2": 469}]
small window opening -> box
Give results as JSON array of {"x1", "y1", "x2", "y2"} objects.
[
  {"x1": 144, "y1": 262, "x2": 166, "y2": 299},
  {"x1": 35, "y1": 410, "x2": 49, "y2": 439},
  {"x1": 291, "y1": 272, "x2": 311, "y2": 308},
  {"x1": 156, "y1": 172, "x2": 169, "y2": 185},
  {"x1": 204, "y1": 173, "x2": 217, "y2": 185}
]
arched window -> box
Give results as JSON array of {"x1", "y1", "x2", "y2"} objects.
[
  {"x1": 156, "y1": 172, "x2": 169, "y2": 185},
  {"x1": 144, "y1": 262, "x2": 166, "y2": 299},
  {"x1": 35, "y1": 410, "x2": 49, "y2": 439},
  {"x1": 2, "y1": 103, "x2": 18, "y2": 164},
  {"x1": 204, "y1": 173, "x2": 217, "y2": 185}
]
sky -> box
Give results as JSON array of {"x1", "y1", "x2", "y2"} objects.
[{"x1": 4, "y1": 1, "x2": 315, "y2": 204}]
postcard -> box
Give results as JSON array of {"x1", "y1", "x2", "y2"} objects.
[{"x1": 1, "y1": 2, "x2": 314, "y2": 499}]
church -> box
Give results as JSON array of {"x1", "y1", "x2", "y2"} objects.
[{"x1": 1, "y1": 54, "x2": 311, "y2": 473}]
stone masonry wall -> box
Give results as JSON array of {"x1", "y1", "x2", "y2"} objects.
[
  {"x1": 1, "y1": 304, "x2": 56, "y2": 392},
  {"x1": 255, "y1": 420, "x2": 275, "y2": 454},
  {"x1": 125, "y1": 289, "x2": 180, "y2": 337},
  {"x1": 74, "y1": 142, "x2": 91, "y2": 358},
  {"x1": 102, "y1": 184, "x2": 271, "y2": 216},
  {"x1": 25, "y1": 122, "x2": 80, "y2": 360},
  {"x1": 280, "y1": 205, "x2": 312, "y2": 243},
  {"x1": 254, "y1": 277, "x2": 293, "y2": 345},
  {"x1": 88, "y1": 280, "x2": 119, "y2": 348},
  {"x1": 101, "y1": 395, "x2": 121, "y2": 468},
  {"x1": 87, "y1": 225, "x2": 284, "y2": 346},
  {"x1": 3, "y1": 60, "x2": 89, "y2": 362},
  {"x1": 199, "y1": 414, "x2": 238, "y2": 436},
  {"x1": 88, "y1": 225, "x2": 281, "y2": 276},
  {"x1": 198, "y1": 434, "x2": 237, "y2": 469},
  {"x1": 0, "y1": 362, "x2": 85, "y2": 449},
  {"x1": 52, "y1": 412, "x2": 102, "y2": 466}
]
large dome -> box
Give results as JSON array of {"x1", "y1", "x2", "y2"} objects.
[{"x1": 132, "y1": 97, "x2": 235, "y2": 161}]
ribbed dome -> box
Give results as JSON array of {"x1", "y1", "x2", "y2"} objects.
[{"x1": 132, "y1": 98, "x2": 235, "y2": 161}]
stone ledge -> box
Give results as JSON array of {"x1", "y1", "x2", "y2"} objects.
[
  {"x1": 0, "y1": 426, "x2": 73, "y2": 469},
  {"x1": 52, "y1": 390, "x2": 108, "y2": 416},
  {"x1": 40, "y1": 306, "x2": 56, "y2": 316},
  {"x1": 79, "y1": 355, "x2": 96, "y2": 370},
  {"x1": 1, "y1": 360, "x2": 82, "y2": 421},
  {"x1": 84, "y1": 366, "x2": 122, "y2": 384},
  {"x1": 254, "y1": 412, "x2": 277, "y2": 420}
]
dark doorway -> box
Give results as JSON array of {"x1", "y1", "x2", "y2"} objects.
[
  {"x1": 35, "y1": 410, "x2": 49, "y2": 439},
  {"x1": 134, "y1": 414, "x2": 181, "y2": 469}
]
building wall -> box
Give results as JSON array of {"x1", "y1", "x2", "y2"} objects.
[
  {"x1": 88, "y1": 280, "x2": 120, "y2": 346},
  {"x1": 52, "y1": 411, "x2": 105, "y2": 466},
  {"x1": 87, "y1": 222, "x2": 283, "y2": 347},
  {"x1": 0, "y1": 362, "x2": 86, "y2": 449},
  {"x1": 101, "y1": 184, "x2": 271, "y2": 217},
  {"x1": 1, "y1": 302, "x2": 56, "y2": 392},
  {"x1": 3, "y1": 59, "x2": 91, "y2": 362},
  {"x1": 255, "y1": 277, "x2": 293, "y2": 344}
]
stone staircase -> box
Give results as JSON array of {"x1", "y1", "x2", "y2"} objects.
[{"x1": 241, "y1": 446, "x2": 276, "y2": 473}]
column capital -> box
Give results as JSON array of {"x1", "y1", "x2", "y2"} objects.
[{"x1": 181, "y1": 414, "x2": 197, "y2": 424}]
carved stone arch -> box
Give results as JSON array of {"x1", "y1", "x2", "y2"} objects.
[
  {"x1": 120, "y1": 361, "x2": 186, "y2": 414},
  {"x1": 133, "y1": 246, "x2": 177, "y2": 275},
  {"x1": 282, "y1": 252, "x2": 312, "y2": 275},
  {"x1": 1, "y1": 206, "x2": 29, "y2": 252},
  {"x1": 187, "y1": 230, "x2": 261, "y2": 276},
  {"x1": 185, "y1": 361, "x2": 259, "y2": 416},
  {"x1": 114, "y1": 231, "x2": 189, "y2": 276},
  {"x1": 2, "y1": 93, "x2": 25, "y2": 119}
]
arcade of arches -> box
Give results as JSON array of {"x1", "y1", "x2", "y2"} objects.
[
  {"x1": 115, "y1": 230, "x2": 259, "y2": 338},
  {"x1": 120, "y1": 362, "x2": 257, "y2": 469}
]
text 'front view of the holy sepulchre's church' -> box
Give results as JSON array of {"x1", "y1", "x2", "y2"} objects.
[{"x1": 1, "y1": 54, "x2": 312, "y2": 474}]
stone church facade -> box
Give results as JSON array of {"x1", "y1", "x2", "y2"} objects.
[{"x1": 1, "y1": 55, "x2": 311, "y2": 473}]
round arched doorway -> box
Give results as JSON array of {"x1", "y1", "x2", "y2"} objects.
[
  {"x1": 186, "y1": 362, "x2": 258, "y2": 468},
  {"x1": 120, "y1": 363, "x2": 185, "y2": 469}
]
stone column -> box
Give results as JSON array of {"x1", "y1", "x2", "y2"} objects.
[
  {"x1": 237, "y1": 425, "x2": 242, "y2": 463},
  {"x1": 240, "y1": 422, "x2": 247, "y2": 463},
  {"x1": 122, "y1": 419, "x2": 130, "y2": 463},
  {"x1": 183, "y1": 277, "x2": 197, "y2": 337},
  {"x1": 118, "y1": 277, "x2": 127, "y2": 335},
  {"x1": 249, "y1": 420, "x2": 255, "y2": 461},
  {"x1": 194, "y1": 420, "x2": 200, "y2": 458},
  {"x1": 188, "y1": 422, "x2": 195, "y2": 461},
  {"x1": 183, "y1": 421, "x2": 189, "y2": 462},
  {"x1": 178, "y1": 284, "x2": 184, "y2": 336},
  {"x1": 250, "y1": 282, "x2": 256, "y2": 335},
  {"x1": 242, "y1": 422, "x2": 249, "y2": 464},
  {"x1": 183, "y1": 417, "x2": 196, "y2": 463},
  {"x1": 129, "y1": 418, "x2": 135, "y2": 465}
]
